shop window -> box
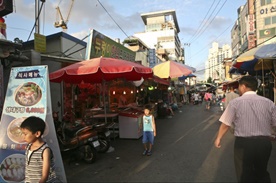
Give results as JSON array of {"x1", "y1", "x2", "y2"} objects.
[
  {"x1": 272, "y1": 16, "x2": 276, "y2": 24},
  {"x1": 265, "y1": 17, "x2": 271, "y2": 25}
]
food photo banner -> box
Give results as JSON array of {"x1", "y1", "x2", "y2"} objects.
[{"x1": 0, "y1": 65, "x2": 66, "y2": 182}]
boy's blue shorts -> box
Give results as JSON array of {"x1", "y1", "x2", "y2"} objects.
[{"x1": 142, "y1": 131, "x2": 154, "y2": 145}]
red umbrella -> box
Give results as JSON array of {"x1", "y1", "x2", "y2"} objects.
[{"x1": 49, "y1": 57, "x2": 153, "y2": 83}]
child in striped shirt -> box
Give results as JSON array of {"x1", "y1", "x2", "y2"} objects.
[{"x1": 21, "y1": 116, "x2": 57, "y2": 183}]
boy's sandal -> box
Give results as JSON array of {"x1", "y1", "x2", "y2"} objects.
[{"x1": 143, "y1": 150, "x2": 148, "y2": 155}]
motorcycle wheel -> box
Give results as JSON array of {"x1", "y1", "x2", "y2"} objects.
[
  {"x1": 98, "y1": 137, "x2": 111, "y2": 153},
  {"x1": 81, "y1": 145, "x2": 97, "y2": 164}
]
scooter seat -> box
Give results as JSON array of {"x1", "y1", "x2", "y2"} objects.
[{"x1": 64, "y1": 125, "x2": 83, "y2": 138}]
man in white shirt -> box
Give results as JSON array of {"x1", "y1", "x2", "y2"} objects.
[{"x1": 214, "y1": 76, "x2": 276, "y2": 183}]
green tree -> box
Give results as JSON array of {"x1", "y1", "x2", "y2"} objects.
[
  {"x1": 207, "y1": 77, "x2": 212, "y2": 83},
  {"x1": 14, "y1": 37, "x2": 23, "y2": 44}
]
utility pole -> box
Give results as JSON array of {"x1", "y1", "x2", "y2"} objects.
[
  {"x1": 183, "y1": 43, "x2": 190, "y2": 64},
  {"x1": 35, "y1": 0, "x2": 45, "y2": 34},
  {"x1": 35, "y1": 0, "x2": 40, "y2": 34}
]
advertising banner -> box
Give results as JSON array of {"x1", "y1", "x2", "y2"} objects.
[
  {"x1": 0, "y1": 65, "x2": 66, "y2": 182},
  {"x1": 86, "y1": 29, "x2": 135, "y2": 61}
]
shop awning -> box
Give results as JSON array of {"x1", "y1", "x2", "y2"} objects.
[
  {"x1": 233, "y1": 43, "x2": 276, "y2": 72},
  {"x1": 222, "y1": 75, "x2": 243, "y2": 90},
  {"x1": 151, "y1": 75, "x2": 170, "y2": 86},
  {"x1": 49, "y1": 57, "x2": 153, "y2": 83}
]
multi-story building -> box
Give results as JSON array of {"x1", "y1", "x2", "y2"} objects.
[
  {"x1": 205, "y1": 42, "x2": 232, "y2": 82},
  {"x1": 231, "y1": 6, "x2": 244, "y2": 59},
  {"x1": 133, "y1": 10, "x2": 184, "y2": 64},
  {"x1": 123, "y1": 36, "x2": 162, "y2": 68},
  {"x1": 255, "y1": 0, "x2": 276, "y2": 44},
  {"x1": 231, "y1": 0, "x2": 276, "y2": 56}
]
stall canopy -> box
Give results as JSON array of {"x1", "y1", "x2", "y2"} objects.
[
  {"x1": 151, "y1": 75, "x2": 170, "y2": 85},
  {"x1": 49, "y1": 57, "x2": 153, "y2": 84},
  {"x1": 232, "y1": 43, "x2": 276, "y2": 72},
  {"x1": 178, "y1": 73, "x2": 196, "y2": 80},
  {"x1": 152, "y1": 60, "x2": 195, "y2": 79},
  {"x1": 222, "y1": 75, "x2": 243, "y2": 90}
]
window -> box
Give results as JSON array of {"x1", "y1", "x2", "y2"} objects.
[
  {"x1": 265, "y1": 17, "x2": 271, "y2": 25},
  {"x1": 264, "y1": 16, "x2": 276, "y2": 25},
  {"x1": 272, "y1": 16, "x2": 276, "y2": 24},
  {"x1": 261, "y1": 0, "x2": 271, "y2": 6}
]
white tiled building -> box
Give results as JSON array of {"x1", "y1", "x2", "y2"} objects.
[
  {"x1": 205, "y1": 42, "x2": 232, "y2": 82},
  {"x1": 133, "y1": 10, "x2": 184, "y2": 65}
]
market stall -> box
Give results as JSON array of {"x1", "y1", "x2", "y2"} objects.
[
  {"x1": 49, "y1": 57, "x2": 153, "y2": 123},
  {"x1": 49, "y1": 57, "x2": 172, "y2": 140},
  {"x1": 231, "y1": 43, "x2": 276, "y2": 102}
]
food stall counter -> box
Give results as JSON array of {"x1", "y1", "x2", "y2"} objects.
[{"x1": 118, "y1": 109, "x2": 144, "y2": 139}]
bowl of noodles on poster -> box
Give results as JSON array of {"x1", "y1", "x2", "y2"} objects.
[
  {"x1": 0, "y1": 154, "x2": 25, "y2": 182},
  {"x1": 7, "y1": 117, "x2": 49, "y2": 144},
  {"x1": 14, "y1": 82, "x2": 42, "y2": 106}
]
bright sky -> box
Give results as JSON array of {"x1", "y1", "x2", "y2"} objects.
[{"x1": 6, "y1": 0, "x2": 247, "y2": 80}]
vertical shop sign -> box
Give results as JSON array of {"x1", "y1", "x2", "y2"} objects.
[
  {"x1": 0, "y1": 65, "x2": 66, "y2": 182},
  {"x1": 247, "y1": 0, "x2": 256, "y2": 50},
  {"x1": 148, "y1": 49, "x2": 156, "y2": 68}
]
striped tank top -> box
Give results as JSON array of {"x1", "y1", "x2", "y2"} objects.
[{"x1": 25, "y1": 143, "x2": 57, "y2": 183}]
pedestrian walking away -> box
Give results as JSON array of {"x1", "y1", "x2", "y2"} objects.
[
  {"x1": 204, "y1": 90, "x2": 212, "y2": 110},
  {"x1": 193, "y1": 91, "x2": 199, "y2": 105},
  {"x1": 214, "y1": 76, "x2": 276, "y2": 183},
  {"x1": 225, "y1": 86, "x2": 240, "y2": 133},
  {"x1": 225, "y1": 86, "x2": 239, "y2": 108},
  {"x1": 139, "y1": 105, "x2": 156, "y2": 156}
]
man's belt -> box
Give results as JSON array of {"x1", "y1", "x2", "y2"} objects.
[{"x1": 236, "y1": 136, "x2": 276, "y2": 141}]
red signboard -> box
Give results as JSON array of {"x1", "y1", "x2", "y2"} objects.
[
  {"x1": 248, "y1": 34, "x2": 256, "y2": 49},
  {"x1": 248, "y1": 14, "x2": 255, "y2": 33}
]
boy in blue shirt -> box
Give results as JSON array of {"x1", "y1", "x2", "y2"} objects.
[{"x1": 139, "y1": 106, "x2": 156, "y2": 156}]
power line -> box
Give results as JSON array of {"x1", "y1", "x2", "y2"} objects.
[
  {"x1": 62, "y1": 33, "x2": 90, "y2": 56},
  {"x1": 191, "y1": 0, "x2": 228, "y2": 43},
  {"x1": 189, "y1": 22, "x2": 232, "y2": 61},
  {"x1": 195, "y1": 62, "x2": 221, "y2": 73},
  {"x1": 7, "y1": 26, "x2": 30, "y2": 32},
  {"x1": 187, "y1": 0, "x2": 217, "y2": 43},
  {"x1": 189, "y1": 0, "x2": 222, "y2": 43},
  {"x1": 97, "y1": 0, "x2": 130, "y2": 39}
]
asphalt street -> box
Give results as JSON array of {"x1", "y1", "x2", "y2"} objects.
[{"x1": 62, "y1": 103, "x2": 276, "y2": 182}]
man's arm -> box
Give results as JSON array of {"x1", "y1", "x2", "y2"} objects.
[{"x1": 214, "y1": 123, "x2": 230, "y2": 148}]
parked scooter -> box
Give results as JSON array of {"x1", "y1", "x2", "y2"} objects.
[
  {"x1": 219, "y1": 97, "x2": 225, "y2": 111},
  {"x1": 53, "y1": 111, "x2": 100, "y2": 163},
  {"x1": 84, "y1": 115, "x2": 112, "y2": 153}
]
